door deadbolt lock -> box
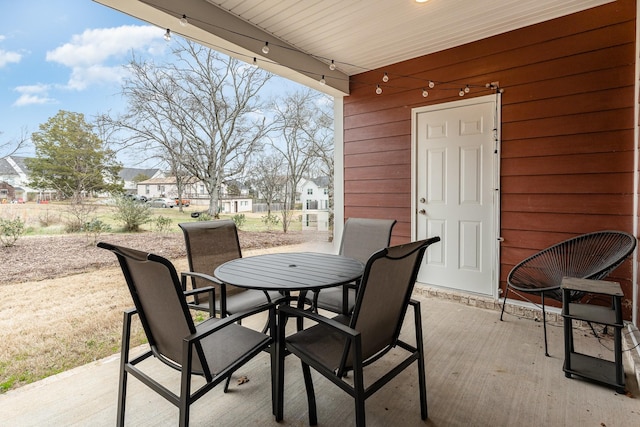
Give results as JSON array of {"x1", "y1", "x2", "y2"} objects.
[{"x1": 419, "y1": 197, "x2": 426, "y2": 203}]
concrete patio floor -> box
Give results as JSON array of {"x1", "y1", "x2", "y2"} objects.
[{"x1": 2, "y1": 241, "x2": 639, "y2": 426}]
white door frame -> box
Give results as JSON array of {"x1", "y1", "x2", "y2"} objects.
[{"x1": 411, "y1": 94, "x2": 502, "y2": 298}]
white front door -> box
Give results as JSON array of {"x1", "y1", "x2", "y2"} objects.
[{"x1": 412, "y1": 95, "x2": 499, "y2": 297}]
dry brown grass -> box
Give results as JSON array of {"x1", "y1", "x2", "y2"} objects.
[{"x1": 0, "y1": 229, "x2": 323, "y2": 392}]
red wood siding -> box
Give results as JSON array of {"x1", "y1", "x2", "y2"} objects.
[{"x1": 343, "y1": 0, "x2": 637, "y2": 319}]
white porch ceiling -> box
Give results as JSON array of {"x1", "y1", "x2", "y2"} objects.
[{"x1": 95, "y1": 0, "x2": 614, "y2": 96}]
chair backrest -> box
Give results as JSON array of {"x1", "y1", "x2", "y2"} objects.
[
  {"x1": 340, "y1": 237, "x2": 440, "y2": 369},
  {"x1": 97, "y1": 242, "x2": 210, "y2": 377},
  {"x1": 339, "y1": 218, "x2": 397, "y2": 264},
  {"x1": 179, "y1": 220, "x2": 244, "y2": 302},
  {"x1": 508, "y1": 230, "x2": 637, "y2": 294}
]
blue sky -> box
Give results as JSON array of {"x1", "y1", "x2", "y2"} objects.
[
  {"x1": 0, "y1": 1, "x2": 159, "y2": 152},
  {"x1": 0, "y1": 0, "x2": 303, "y2": 166}
]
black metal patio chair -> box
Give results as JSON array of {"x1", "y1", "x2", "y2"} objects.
[
  {"x1": 500, "y1": 230, "x2": 636, "y2": 356},
  {"x1": 179, "y1": 220, "x2": 285, "y2": 318},
  {"x1": 276, "y1": 236, "x2": 440, "y2": 427},
  {"x1": 98, "y1": 241, "x2": 276, "y2": 427},
  {"x1": 313, "y1": 217, "x2": 396, "y2": 314}
]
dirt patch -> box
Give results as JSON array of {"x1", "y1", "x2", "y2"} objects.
[{"x1": 1, "y1": 230, "x2": 315, "y2": 284}]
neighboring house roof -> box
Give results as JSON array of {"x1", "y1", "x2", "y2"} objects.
[
  {"x1": 0, "y1": 158, "x2": 15, "y2": 176},
  {"x1": 310, "y1": 176, "x2": 330, "y2": 188},
  {"x1": 0, "y1": 156, "x2": 29, "y2": 177},
  {"x1": 119, "y1": 168, "x2": 163, "y2": 182}
]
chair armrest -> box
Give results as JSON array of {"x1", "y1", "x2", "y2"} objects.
[
  {"x1": 181, "y1": 271, "x2": 222, "y2": 285},
  {"x1": 184, "y1": 285, "x2": 215, "y2": 299},
  {"x1": 123, "y1": 307, "x2": 138, "y2": 316},
  {"x1": 279, "y1": 304, "x2": 359, "y2": 338},
  {"x1": 188, "y1": 301, "x2": 278, "y2": 342}
]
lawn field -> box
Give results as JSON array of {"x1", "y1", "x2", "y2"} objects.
[{"x1": 0, "y1": 199, "x2": 302, "y2": 235}]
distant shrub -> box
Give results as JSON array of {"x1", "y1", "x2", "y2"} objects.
[
  {"x1": 65, "y1": 203, "x2": 97, "y2": 233},
  {"x1": 82, "y1": 219, "x2": 112, "y2": 244},
  {"x1": 154, "y1": 215, "x2": 173, "y2": 234},
  {"x1": 113, "y1": 196, "x2": 152, "y2": 232},
  {"x1": 261, "y1": 213, "x2": 280, "y2": 230},
  {"x1": 196, "y1": 212, "x2": 213, "y2": 222},
  {"x1": 232, "y1": 214, "x2": 246, "y2": 229},
  {"x1": 0, "y1": 218, "x2": 26, "y2": 247},
  {"x1": 38, "y1": 209, "x2": 62, "y2": 227}
]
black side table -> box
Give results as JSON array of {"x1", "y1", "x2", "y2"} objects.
[{"x1": 561, "y1": 277, "x2": 625, "y2": 393}]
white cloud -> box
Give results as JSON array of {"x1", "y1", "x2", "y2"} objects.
[
  {"x1": 0, "y1": 49, "x2": 22, "y2": 68},
  {"x1": 0, "y1": 34, "x2": 22, "y2": 68},
  {"x1": 13, "y1": 94, "x2": 56, "y2": 107},
  {"x1": 66, "y1": 64, "x2": 128, "y2": 90},
  {"x1": 45, "y1": 25, "x2": 164, "y2": 90},
  {"x1": 13, "y1": 84, "x2": 56, "y2": 106},
  {"x1": 0, "y1": 33, "x2": 22, "y2": 69}
]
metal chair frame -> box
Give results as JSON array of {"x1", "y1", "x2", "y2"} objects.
[
  {"x1": 98, "y1": 242, "x2": 276, "y2": 427},
  {"x1": 500, "y1": 230, "x2": 636, "y2": 356},
  {"x1": 276, "y1": 237, "x2": 440, "y2": 426}
]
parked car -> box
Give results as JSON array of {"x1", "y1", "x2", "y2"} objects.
[
  {"x1": 147, "y1": 197, "x2": 176, "y2": 208},
  {"x1": 125, "y1": 194, "x2": 148, "y2": 203}
]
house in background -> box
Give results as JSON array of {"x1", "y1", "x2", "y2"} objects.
[
  {"x1": 118, "y1": 168, "x2": 164, "y2": 195},
  {"x1": 138, "y1": 176, "x2": 252, "y2": 212},
  {"x1": 96, "y1": 0, "x2": 640, "y2": 333},
  {"x1": 0, "y1": 182, "x2": 16, "y2": 203},
  {"x1": 299, "y1": 176, "x2": 330, "y2": 231},
  {"x1": 0, "y1": 156, "x2": 42, "y2": 201}
]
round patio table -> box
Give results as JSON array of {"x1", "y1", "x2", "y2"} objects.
[{"x1": 214, "y1": 252, "x2": 364, "y2": 293}]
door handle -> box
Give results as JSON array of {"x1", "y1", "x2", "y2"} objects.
[{"x1": 418, "y1": 209, "x2": 426, "y2": 215}]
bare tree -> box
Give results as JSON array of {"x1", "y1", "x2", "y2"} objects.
[
  {"x1": 0, "y1": 127, "x2": 30, "y2": 158},
  {"x1": 309, "y1": 97, "x2": 335, "y2": 233},
  {"x1": 269, "y1": 89, "x2": 334, "y2": 232},
  {"x1": 252, "y1": 154, "x2": 285, "y2": 217},
  {"x1": 99, "y1": 39, "x2": 272, "y2": 216},
  {"x1": 269, "y1": 89, "x2": 327, "y2": 211}
]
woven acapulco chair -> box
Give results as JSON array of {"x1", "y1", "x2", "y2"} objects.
[{"x1": 500, "y1": 230, "x2": 636, "y2": 356}]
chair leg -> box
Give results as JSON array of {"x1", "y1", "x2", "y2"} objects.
[
  {"x1": 116, "y1": 369, "x2": 127, "y2": 427},
  {"x1": 224, "y1": 374, "x2": 232, "y2": 393},
  {"x1": 413, "y1": 303, "x2": 428, "y2": 420},
  {"x1": 275, "y1": 311, "x2": 287, "y2": 422},
  {"x1": 301, "y1": 362, "x2": 318, "y2": 425},
  {"x1": 541, "y1": 293, "x2": 549, "y2": 357},
  {"x1": 117, "y1": 311, "x2": 133, "y2": 427},
  {"x1": 353, "y1": 368, "x2": 366, "y2": 427},
  {"x1": 500, "y1": 286, "x2": 510, "y2": 321}
]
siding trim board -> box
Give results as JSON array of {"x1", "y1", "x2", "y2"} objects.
[{"x1": 344, "y1": 0, "x2": 637, "y2": 322}]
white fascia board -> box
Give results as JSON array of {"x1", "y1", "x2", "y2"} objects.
[{"x1": 94, "y1": 0, "x2": 349, "y2": 96}]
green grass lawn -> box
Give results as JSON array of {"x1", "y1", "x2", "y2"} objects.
[{"x1": 0, "y1": 199, "x2": 301, "y2": 236}]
